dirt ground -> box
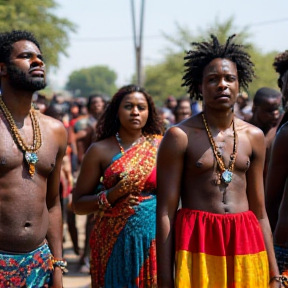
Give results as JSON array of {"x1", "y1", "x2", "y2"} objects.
[{"x1": 63, "y1": 215, "x2": 92, "y2": 288}]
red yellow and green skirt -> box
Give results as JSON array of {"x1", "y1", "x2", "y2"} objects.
[{"x1": 175, "y1": 209, "x2": 269, "y2": 288}]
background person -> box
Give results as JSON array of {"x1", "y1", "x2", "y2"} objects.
[
  {"x1": 266, "y1": 50, "x2": 288, "y2": 277},
  {"x1": 73, "y1": 85, "x2": 163, "y2": 287}
]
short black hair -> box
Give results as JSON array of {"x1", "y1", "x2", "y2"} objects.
[
  {"x1": 182, "y1": 34, "x2": 255, "y2": 100},
  {"x1": 95, "y1": 84, "x2": 164, "y2": 141},
  {"x1": 0, "y1": 30, "x2": 41, "y2": 63},
  {"x1": 273, "y1": 50, "x2": 288, "y2": 89},
  {"x1": 253, "y1": 87, "x2": 282, "y2": 106}
]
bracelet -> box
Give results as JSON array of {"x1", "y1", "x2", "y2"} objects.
[
  {"x1": 97, "y1": 190, "x2": 111, "y2": 210},
  {"x1": 270, "y1": 275, "x2": 288, "y2": 287},
  {"x1": 51, "y1": 257, "x2": 67, "y2": 273}
]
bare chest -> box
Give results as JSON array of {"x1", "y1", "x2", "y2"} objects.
[
  {"x1": 185, "y1": 129, "x2": 251, "y2": 175},
  {"x1": 0, "y1": 120, "x2": 58, "y2": 177}
]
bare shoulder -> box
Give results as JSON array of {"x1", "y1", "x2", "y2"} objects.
[
  {"x1": 37, "y1": 111, "x2": 66, "y2": 134},
  {"x1": 85, "y1": 137, "x2": 116, "y2": 160},
  {"x1": 235, "y1": 117, "x2": 264, "y2": 141}
]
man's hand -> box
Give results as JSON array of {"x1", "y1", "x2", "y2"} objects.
[{"x1": 50, "y1": 268, "x2": 63, "y2": 288}]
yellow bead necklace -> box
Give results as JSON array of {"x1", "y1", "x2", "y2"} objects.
[
  {"x1": 0, "y1": 96, "x2": 42, "y2": 177},
  {"x1": 202, "y1": 112, "x2": 237, "y2": 184}
]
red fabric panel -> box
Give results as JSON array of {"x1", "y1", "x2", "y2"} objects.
[{"x1": 175, "y1": 209, "x2": 266, "y2": 256}]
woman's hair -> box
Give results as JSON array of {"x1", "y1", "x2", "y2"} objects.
[
  {"x1": 95, "y1": 84, "x2": 163, "y2": 141},
  {"x1": 182, "y1": 34, "x2": 255, "y2": 101},
  {"x1": 273, "y1": 50, "x2": 288, "y2": 89}
]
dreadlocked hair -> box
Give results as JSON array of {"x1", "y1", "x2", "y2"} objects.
[
  {"x1": 95, "y1": 84, "x2": 164, "y2": 142},
  {"x1": 273, "y1": 50, "x2": 288, "y2": 89},
  {"x1": 182, "y1": 34, "x2": 255, "y2": 100}
]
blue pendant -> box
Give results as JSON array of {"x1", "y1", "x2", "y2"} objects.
[
  {"x1": 25, "y1": 152, "x2": 38, "y2": 164},
  {"x1": 221, "y1": 169, "x2": 233, "y2": 184}
]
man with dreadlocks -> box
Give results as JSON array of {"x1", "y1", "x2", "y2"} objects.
[
  {"x1": 266, "y1": 50, "x2": 288, "y2": 280},
  {"x1": 156, "y1": 34, "x2": 281, "y2": 288}
]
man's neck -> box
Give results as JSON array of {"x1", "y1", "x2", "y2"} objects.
[
  {"x1": 202, "y1": 107, "x2": 234, "y2": 131},
  {"x1": 249, "y1": 116, "x2": 270, "y2": 135},
  {"x1": 1, "y1": 88, "x2": 33, "y2": 122}
]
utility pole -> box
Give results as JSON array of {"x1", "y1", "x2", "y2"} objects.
[{"x1": 130, "y1": 0, "x2": 145, "y2": 87}]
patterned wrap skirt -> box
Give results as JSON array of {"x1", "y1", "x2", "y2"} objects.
[{"x1": 0, "y1": 243, "x2": 53, "y2": 288}]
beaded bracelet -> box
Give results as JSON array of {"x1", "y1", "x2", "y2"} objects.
[
  {"x1": 97, "y1": 190, "x2": 111, "y2": 210},
  {"x1": 51, "y1": 258, "x2": 67, "y2": 273},
  {"x1": 270, "y1": 275, "x2": 288, "y2": 287}
]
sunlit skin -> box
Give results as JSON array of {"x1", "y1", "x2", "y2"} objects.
[
  {"x1": 156, "y1": 58, "x2": 280, "y2": 287},
  {"x1": 73, "y1": 92, "x2": 149, "y2": 215},
  {"x1": 0, "y1": 40, "x2": 67, "y2": 288}
]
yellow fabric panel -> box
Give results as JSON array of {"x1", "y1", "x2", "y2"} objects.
[{"x1": 175, "y1": 250, "x2": 269, "y2": 288}]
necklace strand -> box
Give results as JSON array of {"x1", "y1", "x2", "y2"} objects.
[
  {"x1": 0, "y1": 96, "x2": 42, "y2": 177},
  {"x1": 201, "y1": 112, "x2": 237, "y2": 184},
  {"x1": 115, "y1": 132, "x2": 143, "y2": 154}
]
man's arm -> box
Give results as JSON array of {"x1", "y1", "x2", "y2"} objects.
[
  {"x1": 156, "y1": 126, "x2": 187, "y2": 288},
  {"x1": 266, "y1": 124, "x2": 288, "y2": 231},
  {"x1": 246, "y1": 127, "x2": 280, "y2": 284},
  {"x1": 46, "y1": 122, "x2": 67, "y2": 287}
]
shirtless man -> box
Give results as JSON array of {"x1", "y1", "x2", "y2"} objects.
[
  {"x1": 266, "y1": 50, "x2": 288, "y2": 276},
  {"x1": 248, "y1": 87, "x2": 282, "y2": 182},
  {"x1": 0, "y1": 31, "x2": 67, "y2": 287},
  {"x1": 156, "y1": 35, "x2": 281, "y2": 288}
]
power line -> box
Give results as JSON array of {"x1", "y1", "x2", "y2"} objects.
[
  {"x1": 71, "y1": 17, "x2": 288, "y2": 43},
  {"x1": 71, "y1": 35, "x2": 159, "y2": 42},
  {"x1": 250, "y1": 17, "x2": 288, "y2": 27}
]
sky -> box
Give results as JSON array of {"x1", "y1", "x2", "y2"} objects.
[{"x1": 49, "y1": 0, "x2": 288, "y2": 92}]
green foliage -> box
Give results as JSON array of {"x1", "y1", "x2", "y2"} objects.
[
  {"x1": 0, "y1": 0, "x2": 76, "y2": 69},
  {"x1": 143, "y1": 17, "x2": 279, "y2": 103},
  {"x1": 248, "y1": 48, "x2": 279, "y2": 97},
  {"x1": 145, "y1": 53, "x2": 187, "y2": 106},
  {"x1": 66, "y1": 65, "x2": 117, "y2": 97}
]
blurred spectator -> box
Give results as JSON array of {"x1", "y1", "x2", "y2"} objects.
[
  {"x1": 157, "y1": 107, "x2": 173, "y2": 131},
  {"x1": 165, "y1": 95, "x2": 177, "y2": 111},
  {"x1": 173, "y1": 96, "x2": 192, "y2": 124},
  {"x1": 33, "y1": 93, "x2": 48, "y2": 113},
  {"x1": 72, "y1": 94, "x2": 108, "y2": 273},
  {"x1": 191, "y1": 99, "x2": 202, "y2": 115},
  {"x1": 234, "y1": 91, "x2": 252, "y2": 121},
  {"x1": 248, "y1": 87, "x2": 282, "y2": 182}
]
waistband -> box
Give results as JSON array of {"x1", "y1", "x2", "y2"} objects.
[{"x1": 0, "y1": 242, "x2": 50, "y2": 257}]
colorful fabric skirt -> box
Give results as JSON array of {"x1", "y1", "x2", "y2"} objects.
[
  {"x1": 90, "y1": 195, "x2": 157, "y2": 288},
  {"x1": 175, "y1": 209, "x2": 269, "y2": 288},
  {"x1": 0, "y1": 243, "x2": 53, "y2": 288},
  {"x1": 275, "y1": 244, "x2": 288, "y2": 275}
]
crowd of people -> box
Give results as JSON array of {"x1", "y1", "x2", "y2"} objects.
[{"x1": 1, "y1": 29, "x2": 288, "y2": 288}]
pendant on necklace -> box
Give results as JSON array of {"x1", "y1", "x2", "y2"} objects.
[
  {"x1": 25, "y1": 152, "x2": 39, "y2": 177},
  {"x1": 221, "y1": 169, "x2": 233, "y2": 184}
]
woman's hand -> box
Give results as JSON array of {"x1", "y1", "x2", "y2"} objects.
[{"x1": 106, "y1": 177, "x2": 139, "y2": 205}]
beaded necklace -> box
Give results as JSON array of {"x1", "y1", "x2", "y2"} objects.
[
  {"x1": 201, "y1": 112, "x2": 237, "y2": 184},
  {"x1": 115, "y1": 132, "x2": 143, "y2": 154},
  {"x1": 0, "y1": 96, "x2": 42, "y2": 177}
]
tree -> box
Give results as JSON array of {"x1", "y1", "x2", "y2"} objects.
[
  {"x1": 0, "y1": 0, "x2": 76, "y2": 69},
  {"x1": 66, "y1": 65, "x2": 117, "y2": 97},
  {"x1": 143, "y1": 17, "x2": 279, "y2": 104}
]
